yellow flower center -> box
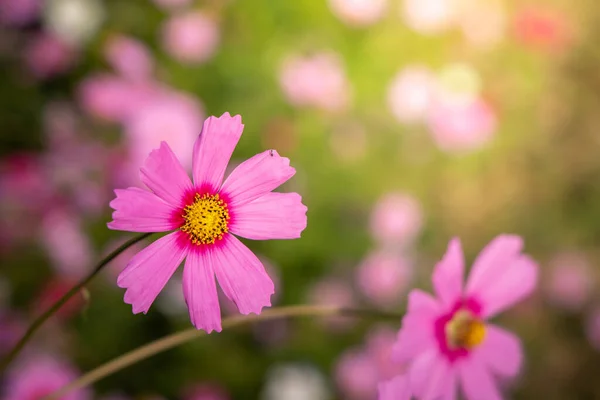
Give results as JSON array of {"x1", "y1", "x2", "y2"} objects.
[
  {"x1": 445, "y1": 309, "x2": 486, "y2": 349},
  {"x1": 181, "y1": 193, "x2": 230, "y2": 245}
]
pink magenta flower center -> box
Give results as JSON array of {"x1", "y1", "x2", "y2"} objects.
[
  {"x1": 444, "y1": 309, "x2": 486, "y2": 349},
  {"x1": 180, "y1": 193, "x2": 230, "y2": 245}
]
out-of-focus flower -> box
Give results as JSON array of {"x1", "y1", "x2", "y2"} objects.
[
  {"x1": 0, "y1": 0, "x2": 40, "y2": 26},
  {"x1": 108, "y1": 113, "x2": 307, "y2": 332},
  {"x1": 307, "y1": 276, "x2": 356, "y2": 332},
  {"x1": 123, "y1": 92, "x2": 204, "y2": 174},
  {"x1": 279, "y1": 52, "x2": 351, "y2": 112},
  {"x1": 36, "y1": 278, "x2": 86, "y2": 320},
  {"x1": 335, "y1": 326, "x2": 403, "y2": 399},
  {"x1": 585, "y1": 307, "x2": 600, "y2": 351},
  {"x1": 427, "y1": 96, "x2": 497, "y2": 153},
  {"x1": 104, "y1": 35, "x2": 154, "y2": 82},
  {"x1": 387, "y1": 65, "x2": 436, "y2": 124},
  {"x1": 402, "y1": 0, "x2": 455, "y2": 35},
  {"x1": 455, "y1": 0, "x2": 506, "y2": 49},
  {"x1": 369, "y1": 192, "x2": 423, "y2": 247},
  {"x1": 183, "y1": 383, "x2": 230, "y2": 400},
  {"x1": 151, "y1": 0, "x2": 192, "y2": 11},
  {"x1": 392, "y1": 235, "x2": 537, "y2": 399},
  {"x1": 513, "y1": 6, "x2": 574, "y2": 54},
  {"x1": 161, "y1": 11, "x2": 220, "y2": 64},
  {"x1": 328, "y1": 0, "x2": 388, "y2": 27},
  {"x1": 378, "y1": 375, "x2": 411, "y2": 400},
  {"x1": 261, "y1": 363, "x2": 331, "y2": 400},
  {"x1": 545, "y1": 252, "x2": 593, "y2": 311},
  {"x1": 356, "y1": 250, "x2": 412, "y2": 307},
  {"x1": 40, "y1": 209, "x2": 92, "y2": 279},
  {"x1": 2, "y1": 355, "x2": 90, "y2": 400},
  {"x1": 23, "y1": 32, "x2": 76, "y2": 80},
  {"x1": 44, "y1": 0, "x2": 105, "y2": 46}
]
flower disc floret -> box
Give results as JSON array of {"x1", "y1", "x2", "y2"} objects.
[{"x1": 181, "y1": 193, "x2": 230, "y2": 245}]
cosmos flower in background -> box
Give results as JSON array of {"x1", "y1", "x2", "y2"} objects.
[
  {"x1": 369, "y1": 192, "x2": 423, "y2": 248},
  {"x1": 1, "y1": 355, "x2": 90, "y2": 400},
  {"x1": 378, "y1": 374, "x2": 411, "y2": 400},
  {"x1": 261, "y1": 363, "x2": 331, "y2": 400},
  {"x1": 103, "y1": 34, "x2": 154, "y2": 82},
  {"x1": 401, "y1": 0, "x2": 454, "y2": 35},
  {"x1": 0, "y1": 0, "x2": 40, "y2": 26},
  {"x1": 335, "y1": 326, "x2": 404, "y2": 399},
  {"x1": 389, "y1": 235, "x2": 538, "y2": 399},
  {"x1": 544, "y1": 252, "x2": 594, "y2": 312},
  {"x1": 108, "y1": 113, "x2": 307, "y2": 332},
  {"x1": 161, "y1": 11, "x2": 220, "y2": 65},
  {"x1": 328, "y1": 0, "x2": 388, "y2": 27},
  {"x1": 23, "y1": 32, "x2": 76, "y2": 80},
  {"x1": 355, "y1": 250, "x2": 413, "y2": 308},
  {"x1": 279, "y1": 52, "x2": 351, "y2": 112},
  {"x1": 387, "y1": 65, "x2": 436, "y2": 124},
  {"x1": 307, "y1": 276, "x2": 357, "y2": 332}
]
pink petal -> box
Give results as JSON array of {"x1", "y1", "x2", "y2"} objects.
[
  {"x1": 458, "y1": 356, "x2": 502, "y2": 400},
  {"x1": 192, "y1": 113, "x2": 244, "y2": 191},
  {"x1": 220, "y1": 150, "x2": 296, "y2": 207},
  {"x1": 378, "y1": 375, "x2": 412, "y2": 400},
  {"x1": 409, "y1": 348, "x2": 456, "y2": 400},
  {"x1": 433, "y1": 238, "x2": 464, "y2": 309},
  {"x1": 465, "y1": 235, "x2": 523, "y2": 295},
  {"x1": 182, "y1": 248, "x2": 222, "y2": 332},
  {"x1": 229, "y1": 192, "x2": 307, "y2": 240},
  {"x1": 118, "y1": 232, "x2": 188, "y2": 314},
  {"x1": 476, "y1": 324, "x2": 523, "y2": 377},
  {"x1": 477, "y1": 255, "x2": 538, "y2": 318},
  {"x1": 392, "y1": 290, "x2": 440, "y2": 364},
  {"x1": 212, "y1": 234, "x2": 274, "y2": 314},
  {"x1": 140, "y1": 141, "x2": 192, "y2": 206},
  {"x1": 108, "y1": 187, "x2": 179, "y2": 232}
]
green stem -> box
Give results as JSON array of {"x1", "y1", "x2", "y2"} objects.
[
  {"x1": 43, "y1": 305, "x2": 403, "y2": 400},
  {"x1": 0, "y1": 232, "x2": 153, "y2": 374}
]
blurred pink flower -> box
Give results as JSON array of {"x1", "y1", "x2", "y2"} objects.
[
  {"x1": 456, "y1": 0, "x2": 506, "y2": 49},
  {"x1": 279, "y1": 52, "x2": 351, "y2": 112},
  {"x1": 387, "y1": 65, "x2": 436, "y2": 124},
  {"x1": 427, "y1": 96, "x2": 497, "y2": 153},
  {"x1": 23, "y1": 32, "x2": 76, "y2": 80},
  {"x1": 545, "y1": 252, "x2": 593, "y2": 311},
  {"x1": 356, "y1": 251, "x2": 412, "y2": 308},
  {"x1": 183, "y1": 383, "x2": 230, "y2": 400},
  {"x1": 77, "y1": 74, "x2": 160, "y2": 122},
  {"x1": 108, "y1": 113, "x2": 307, "y2": 332},
  {"x1": 123, "y1": 91, "x2": 204, "y2": 174},
  {"x1": 513, "y1": 7, "x2": 574, "y2": 54},
  {"x1": 152, "y1": 0, "x2": 192, "y2": 11},
  {"x1": 104, "y1": 34, "x2": 154, "y2": 82},
  {"x1": 40, "y1": 208, "x2": 93, "y2": 279},
  {"x1": 161, "y1": 11, "x2": 220, "y2": 64},
  {"x1": 393, "y1": 235, "x2": 537, "y2": 399},
  {"x1": 2, "y1": 355, "x2": 90, "y2": 400},
  {"x1": 585, "y1": 307, "x2": 600, "y2": 351},
  {"x1": 328, "y1": 0, "x2": 388, "y2": 27},
  {"x1": 402, "y1": 0, "x2": 455, "y2": 35},
  {"x1": 43, "y1": 101, "x2": 79, "y2": 147},
  {"x1": 0, "y1": 0, "x2": 40, "y2": 26},
  {"x1": 307, "y1": 276, "x2": 356, "y2": 332},
  {"x1": 335, "y1": 326, "x2": 403, "y2": 399},
  {"x1": 0, "y1": 312, "x2": 25, "y2": 355},
  {"x1": 369, "y1": 192, "x2": 423, "y2": 247},
  {"x1": 378, "y1": 375, "x2": 411, "y2": 400}
]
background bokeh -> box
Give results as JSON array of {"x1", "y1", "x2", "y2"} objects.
[{"x1": 1, "y1": 0, "x2": 600, "y2": 399}]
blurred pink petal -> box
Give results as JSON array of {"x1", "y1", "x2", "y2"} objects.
[
  {"x1": 161, "y1": 11, "x2": 220, "y2": 64},
  {"x1": 545, "y1": 252, "x2": 594, "y2": 311},
  {"x1": 104, "y1": 34, "x2": 154, "y2": 81},
  {"x1": 356, "y1": 250, "x2": 412, "y2": 307},
  {"x1": 0, "y1": 0, "x2": 40, "y2": 26},
  {"x1": 23, "y1": 32, "x2": 76, "y2": 80},
  {"x1": 387, "y1": 65, "x2": 436, "y2": 124},
  {"x1": 378, "y1": 375, "x2": 411, "y2": 400},
  {"x1": 335, "y1": 349, "x2": 379, "y2": 399},
  {"x1": 183, "y1": 248, "x2": 222, "y2": 333},
  {"x1": 307, "y1": 277, "x2": 356, "y2": 332},
  {"x1": 328, "y1": 0, "x2": 388, "y2": 27},
  {"x1": 402, "y1": 0, "x2": 455, "y2": 35},
  {"x1": 432, "y1": 238, "x2": 464, "y2": 309},
  {"x1": 369, "y1": 192, "x2": 423, "y2": 246},
  {"x1": 279, "y1": 52, "x2": 351, "y2": 112}
]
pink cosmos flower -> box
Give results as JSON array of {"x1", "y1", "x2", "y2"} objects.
[
  {"x1": 369, "y1": 192, "x2": 423, "y2": 247},
  {"x1": 2, "y1": 355, "x2": 90, "y2": 400},
  {"x1": 108, "y1": 113, "x2": 308, "y2": 332},
  {"x1": 378, "y1": 375, "x2": 411, "y2": 400},
  {"x1": 23, "y1": 32, "x2": 76, "y2": 80},
  {"x1": 545, "y1": 252, "x2": 593, "y2": 311},
  {"x1": 356, "y1": 250, "x2": 412, "y2": 308},
  {"x1": 161, "y1": 11, "x2": 220, "y2": 65},
  {"x1": 103, "y1": 34, "x2": 154, "y2": 82},
  {"x1": 307, "y1": 276, "x2": 356, "y2": 332},
  {"x1": 391, "y1": 235, "x2": 538, "y2": 399},
  {"x1": 387, "y1": 66, "x2": 436, "y2": 124},
  {"x1": 0, "y1": 0, "x2": 40, "y2": 26}
]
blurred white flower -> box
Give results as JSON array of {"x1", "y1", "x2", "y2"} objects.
[
  {"x1": 44, "y1": 0, "x2": 105, "y2": 46},
  {"x1": 328, "y1": 0, "x2": 388, "y2": 27},
  {"x1": 387, "y1": 65, "x2": 436, "y2": 124},
  {"x1": 261, "y1": 363, "x2": 331, "y2": 400},
  {"x1": 402, "y1": 0, "x2": 455, "y2": 35}
]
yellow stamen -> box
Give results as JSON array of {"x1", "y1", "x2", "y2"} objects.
[
  {"x1": 181, "y1": 193, "x2": 230, "y2": 245},
  {"x1": 445, "y1": 309, "x2": 486, "y2": 349}
]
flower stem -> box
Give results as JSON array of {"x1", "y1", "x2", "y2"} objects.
[
  {"x1": 43, "y1": 305, "x2": 403, "y2": 400},
  {"x1": 0, "y1": 232, "x2": 153, "y2": 374}
]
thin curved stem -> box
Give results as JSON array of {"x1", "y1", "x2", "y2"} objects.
[
  {"x1": 43, "y1": 305, "x2": 403, "y2": 400},
  {"x1": 0, "y1": 232, "x2": 153, "y2": 374}
]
